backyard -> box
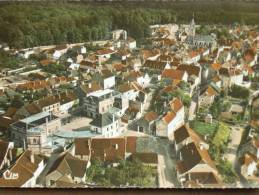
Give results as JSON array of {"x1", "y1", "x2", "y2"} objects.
[
  {"x1": 85, "y1": 159, "x2": 158, "y2": 187},
  {"x1": 190, "y1": 120, "x2": 218, "y2": 138}
]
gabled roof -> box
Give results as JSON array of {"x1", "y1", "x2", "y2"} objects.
[
  {"x1": 130, "y1": 153, "x2": 158, "y2": 164},
  {"x1": 219, "y1": 67, "x2": 242, "y2": 77},
  {"x1": 177, "y1": 64, "x2": 200, "y2": 77},
  {"x1": 240, "y1": 152, "x2": 257, "y2": 166},
  {"x1": 144, "y1": 111, "x2": 158, "y2": 122},
  {"x1": 162, "y1": 69, "x2": 186, "y2": 80},
  {"x1": 117, "y1": 83, "x2": 133, "y2": 93},
  {"x1": 91, "y1": 138, "x2": 126, "y2": 162},
  {"x1": 80, "y1": 82, "x2": 102, "y2": 94},
  {"x1": 205, "y1": 86, "x2": 218, "y2": 97},
  {"x1": 96, "y1": 49, "x2": 115, "y2": 56},
  {"x1": 169, "y1": 98, "x2": 183, "y2": 113},
  {"x1": 163, "y1": 111, "x2": 176, "y2": 124},
  {"x1": 47, "y1": 152, "x2": 87, "y2": 178},
  {"x1": 174, "y1": 125, "x2": 202, "y2": 144},
  {"x1": 74, "y1": 138, "x2": 91, "y2": 156},
  {"x1": 184, "y1": 172, "x2": 221, "y2": 186},
  {"x1": 0, "y1": 150, "x2": 43, "y2": 187},
  {"x1": 124, "y1": 71, "x2": 144, "y2": 81},
  {"x1": 143, "y1": 60, "x2": 168, "y2": 70},
  {"x1": 176, "y1": 142, "x2": 216, "y2": 175},
  {"x1": 211, "y1": 63, "x2": 221, "y2": 71}
]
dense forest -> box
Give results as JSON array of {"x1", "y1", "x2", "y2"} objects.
[{"x1": 1, "y1": 1, "x2": 259, "y2": 48}]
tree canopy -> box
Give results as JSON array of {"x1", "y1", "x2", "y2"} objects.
[
  {"x1": 86, "y1": 159, "x2": 157, "y2": 187},
  {"x1": 1, "y1": 1, "x2": 259, "y2": 48},
  {"x1": 229, "y1": 85, "x2": 250, "y2": 99}
]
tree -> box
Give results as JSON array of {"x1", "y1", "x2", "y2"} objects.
[
  {"x1": 11, "y1": 95, "x2": 24, "y2": 109},
  {"x1": 210, "y1": 122, "x2": 231, "y2": 161},
  {"x1": 85, "y1": 159, "x2": 156, "y2": 187},
  {"x1": 229, "y1": 85, "x2": 250, "y2": 99},
  {"x1": 217, "y1": 159, "x2": 237, "y2": 184}
]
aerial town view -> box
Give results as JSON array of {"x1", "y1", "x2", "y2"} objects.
[{"x1": 0, "y1": 0, "x2": 259, "y2": 189}]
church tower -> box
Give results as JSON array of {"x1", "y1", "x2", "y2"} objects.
[{"x1": 189, "y1": 13, "x2": 196, "y2": 37}]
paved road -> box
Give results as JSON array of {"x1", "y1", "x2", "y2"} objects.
[
  {"x1": 156, "y1": 138, "x2": 178, "y2": 188},
  {"x1": 157, "y1": 154, "x2": 175, "y2": 188}
]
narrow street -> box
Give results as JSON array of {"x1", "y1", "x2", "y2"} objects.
[
  {"x1": 156, "y1": 138, "x2": 178, "y2": 188},
  {"x1": 224, "y1": 126, "x2": 244, "y2": 167},
  {"x1": 157, "y1": 155, "x2": 175, "y2": 188}
]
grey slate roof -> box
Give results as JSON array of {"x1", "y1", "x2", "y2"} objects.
[{"x1": 90, "y1": 112, "x2": 118, "y2": 128}]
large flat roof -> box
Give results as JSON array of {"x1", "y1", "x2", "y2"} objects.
[
  {"x1": 20, "y1": 112, "x2": 50, "y2": 124},
  {"x1": 88, "y1": 89, "x2": 114, "y2": 98}
]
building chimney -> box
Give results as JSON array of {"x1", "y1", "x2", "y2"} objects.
[{"x1": 112, "y1": 114, "x2": 115, "y2": 123}]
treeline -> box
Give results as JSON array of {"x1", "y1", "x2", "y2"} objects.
[{"x1": 1, "y1": 1, "x2": 259, "y2": 48}]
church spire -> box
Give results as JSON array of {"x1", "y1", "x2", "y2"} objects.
[{"x1": 190, "y1": 12, "x2": 196, "y2": 37}]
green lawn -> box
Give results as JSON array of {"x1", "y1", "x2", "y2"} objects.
[{"x1": 190, "y1": 120, "x2": 218, "y2": 137}]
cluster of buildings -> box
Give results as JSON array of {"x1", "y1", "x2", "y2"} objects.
[{"x1": 0, "y1": 15, "x2": 259, "y2": 188}]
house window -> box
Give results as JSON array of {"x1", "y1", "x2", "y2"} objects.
[
  {"x1": 33, "y1": 138, "x2": 37, "y2": 144},
  {"x1": 50, "y1": 180, "x2": 55, "y2": 186}
]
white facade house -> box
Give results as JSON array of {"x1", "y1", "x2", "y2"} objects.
[
  {"x1": 81, "y1": 46, "x2": 87, "y2": 54},
  {"x1": 117, "y1": 83, "x2": 138, "y2": 101},
  {"x1": 53, "y1": 50, "x2": 62, "y2": 60},
  {"x1": 137, "y1": 73, "x2": 151, "y2": 88},
  {"x1": 90, "y1": 113, "x2": 122, "y2": 138},
  {"x1": 59, "y1": 98, "x2": 79, "y2": 114},
  {"x1": 69, "y1": 63, "x2": 80, "y2": 70},
  {"x1": 167, "y1": 108, "x2": 185, "y2": 137},
  {"x1": 126, "y1": 38, "x2": 137, "y2": 49},
  {"x1": 185, "y1": 53, "x2": 201, "y2": 64},
  {"x1": 156, "y1": 98, "x2": 185, "y2": 138},
  {"x1": 240, "y1": 153, "x2": 258, "y2": 177},
  {"x1": 19, "y1": 50, "x2": 35, "y2": 59}
]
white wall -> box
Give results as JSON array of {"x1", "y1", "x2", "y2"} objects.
[{"x1": 103, "y1": 76, "x2": 115, "y2": 89}]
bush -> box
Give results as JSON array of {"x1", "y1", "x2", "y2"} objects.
[
  {"x1": 229, "y1": 85, "x2": 250, "y2": 99},
  {"x1": 217, "y1": 159, "x2": 237, "y2": 184},
  {"x1": 210, "y1": 122, "x2": 231, "y2": 161}
]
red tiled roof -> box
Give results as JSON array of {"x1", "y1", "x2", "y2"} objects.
[
  {"x1": 96, "y1": 49, "x2": 115, "y2": 55},
  {"x1": 162, "y1": 69, "x2": 186, "y2": 80},
  {"x1": 163, "y1": 112, "x2": 176, "y2": 124},
  {"x1": 144, "y1": 111, "x2": 158, "y2": 122},
  {"x1": 169, "y1": 98, "x2": 183, "y2": 113}
]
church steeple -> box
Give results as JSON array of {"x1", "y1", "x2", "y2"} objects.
[{"x1": 189, "y1": 12, "x2": 196, "y2": 37}]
